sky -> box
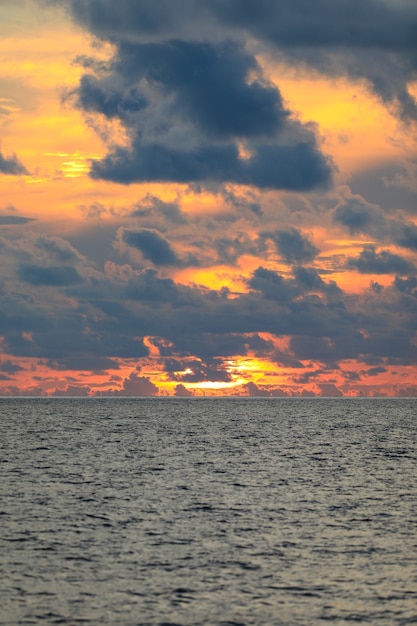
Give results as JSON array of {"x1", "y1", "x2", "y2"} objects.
[{"x1": 0, "y1": 0, "x2": 417, "y2": 397}]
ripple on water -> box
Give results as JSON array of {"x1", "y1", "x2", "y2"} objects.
[{"x1": 0, "y1": 397, "x2": 416, "y2": 625}]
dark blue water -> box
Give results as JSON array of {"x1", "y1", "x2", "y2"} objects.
[{"x1": 1, "y1": 398, "x2": 416, "y2": 625}]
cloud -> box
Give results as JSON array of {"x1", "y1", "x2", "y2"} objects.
[
  {"x1": 57, "y1": 0, "x2": 417, "y2": 122},
  {"x1": 333, "y1": 193, "x2": 417, "y2": 252},
  {"x1": 265, "y1": 227, "x2": 320, "y2": 264},
  {"x1": 366, "y1": 366, "x2": 387, "y2": 376},
  {"x1": 174, "y1": 383, "x2": 193, "y2": 396},
  {"x1": 121, "y1": 227, "x2": 181, "y2": 266},
  {"x1": 45, "y1": 355, "x2": 120, "y2": 372},
  {"x1": 112, "y1": 370, "x2": 159, "y2": 396},
  {"x1": 75, "y1": 73, "x2": 147, "y2": 119},
  {"x1": 347, "y1": 246, "x2": 416, "y2": 275},
  {"x1": 243, "y1": 381, "x2": 271, "y2": 396},
  {"x1": 34, "y1": 234, "x2": 85, "y2": 263},
  {"x1": 91, "y1": 137, "x2": 332, "y2": 190},
  {"x1": 18, "y1": 264, "x2": 83, "y2": 286},
  {"x1": 53, "y1": 385, "x2": 91, "y2": 396},
  {"x1": 0, "y1": 150, "x2": 28, "y2": 175},
  {"x1": 58, "y1": 6, "x2": 335, "y2": 190},
  {"x1": 110, "y1": 39, "x2": 288, "y2": 139},
  {"x1": 211, "y1": 0, "x2": 417, "y2": 122},
  {"x1": 318, "y1": 382, "x2": 343, "y2": 397},
  {"x1": 165, "y1": 357, "x2": 232, "y2": 383},
  {"x1": 131, "y1": 195, "x2": 187, "y2": 225},
  {"x1": 394, "y1": 275, "x2": 417, "y2": 296},
  {"x1": 0, "y1": 360, "x2": 24, "y2": 374},
  {"x1": 211, "y1": 0, "x2": 416, "y2": 50},
  {"x1": 0, "y1": 215, "x2": 34, "y2": 225}
]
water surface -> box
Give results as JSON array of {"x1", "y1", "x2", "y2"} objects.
[{"x1": 1, "y1": 398, "x2": 416, "y2": 625}]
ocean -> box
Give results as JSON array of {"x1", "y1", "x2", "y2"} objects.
[{"x1": 1, "y1": 397, "x2": 416, "y2": 625}]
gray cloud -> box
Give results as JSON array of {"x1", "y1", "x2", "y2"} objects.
[
  {"x1": 121, "y1": 228, "x2": 181, "y2": 266},
  {"x1": 0, "y1": 215, "x2": 34, "y2": 225},
  {"x1": 55, "y1": 0, "x2": 417, "y2": 122},
  {"x1": 211, "y1": 0, "x2": 417, "y2": 122},
  {"x1": 91, "y1": 140, "x2": 332, "y2": 190},
  {"x1": 333, "y1": 194, "x2": 417, "y2": 251},
  {"x1": 265, "y1": 227, "x2": 320, "y2": 264},
  {"x1": 0, "y1": 150, "x2": 28, "y2": 175},
  {"x1": 131, "y1": 195, "x2": 187, "y2": 225},
  {"x1": 347, "y1": 246, "x2": 416, "y2": 275},
  {"x1": 57, "y1": 4, "x2": 335, "y2": 190},
  {"x1": 18, "y1": 264, "x2": 83, "y2": 286}
]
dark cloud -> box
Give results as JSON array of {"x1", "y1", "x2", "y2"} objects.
[
  {"x1": 112, "y1": 39, "x2": 288, "y2": 138},
  {"x1": 2, "y1": 222, "x2": 417, "y2": 377},
  {"x1": 46, "y1": 355, "x2": 120, "y2": 372},
  {"x1": 333, "y1": 196, "x2": 382, "y2": 233},
  {"x1": 91, "y1": 137, "x2": 332, "y2": 191},
  {"x1": 171, "y1": 358, "x2": 232, "y2": 383},
  {"x1": 211, "y1": 0, "x2": 417, "y2": 121},
  {"x1": 248, "y1": 266, "x2": 297, "y2": 302},
  {"x1": 214, "y1": 235, "x2": 254, "y2": 264},
  {"x1": 394, "y1": 275, "x2": 417, "y2": 296},
  {"x1": 211, "y1": 0, "x2": 416, "y2": 50},
  {"x1": 265, "y1": 227, "x2": 319, "y2": 264},
  {"x1": 394, "y1": 222, "x2": 417, "y2": 251},
  {"x1": 174, "y1": 383, "x2": 193, "y2": 396},
  {"x1": 248, "y1": 265, "x2": 342, "y2": 303},
  {"x1": 347, "y1": 246, "x2": 416, "y2": 275},
  {"x1": 56, "y1": 0, "x2": 417, "y2": 122},
  {"x1": 0, "y1": 360, "x2": 24, "y2": 374},
  {"x1": 54, "y1": 384, "x2": 91, "y2": 396},
  {"x1": 318, "y1": 383, "x2": 343, "y2": 397},
  {"x1": 56, "y1": 0, "x2": 204, "y2": 41},
  {"x1": 243, "y1": 381, "x2": 271, "y2": 397},
  {"x1": 34, "y1": 235, "x2": 84, "y2": 263},
  {"x1": 75, "y1": 73, "x2": 147, "y2": 118},
  {"x1": 58, "y1": 6, "x2": 335, "y2": 190},
  {"x1": 18, "y1": 264, "x2": 83, "y2": 286},
  {"x1": 131, "y1": 195, "x2": 187, "y2": 225},
  {"x1": 111, "y1": 370, "x2": 159, "y2": 396},
  {"x1": 0, "y1": 258, "x2": 415, "y2": 376},
  {"x1": 0, "y1": 215, "x2": 34, "y2": 225},
  {"x1": 121, "y1": 228, "x2": 181, "y2": 266},
  {"x1": 0, "y1": 150, "x2": 28, "y2": 175},
  {"x1": 333, "y1": 194, "x2": 417, "y2": 252},
  {"x1": 366, "y1": 366, "x2": 387, "y2": 376}
]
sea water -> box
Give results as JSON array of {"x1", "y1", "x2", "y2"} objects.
[{"x1": 1, "y1": 397, "x2": 416, "y2": 625}]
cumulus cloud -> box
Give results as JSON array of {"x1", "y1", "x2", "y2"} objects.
[
  {"x1": 56, "y1": 0, "x2": 417, "y2": 123},
  {"x1": 18, "y1": 264, "x2": 83, "y2": 286},
  {"x1": 90, "y1": 136, "x2": 332, "y2": 190},
  {"x1": 174, "y1": 383, "x2": 193, "y2": 396},
  {"x1": 333, "y1": 193, "x2": 417, "y2": 251},
  {"x1": 211, "y1": 0, "x2": 417, "y2": 122},
  {"x1": 57, "y1": 1, "x2": 336, "y2": 189},
  {"x1": 121, "y1": 228, "x2": 181, "y2": 266},
  {"x1": 243, "y1": 381, "x2": 271, "y2": 397},
  {"x1": 347, "y1": 246, "x2": 416, "y2": 275},
  {"x1": 112, "y1": 370, "x2": 159, "y2": 396},
  {"x1": 264, "y1": 227, "x2": 320, "y2": 264}
]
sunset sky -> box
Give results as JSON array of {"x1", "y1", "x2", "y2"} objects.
[{"x1": 1, "y1": 0, "x2": 417, "y2": 396}]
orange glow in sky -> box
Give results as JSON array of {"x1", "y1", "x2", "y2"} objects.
[{"x1": 1, "y1": 1, "x2": 416, "y2": 396}]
